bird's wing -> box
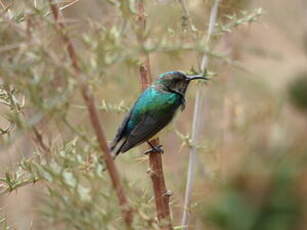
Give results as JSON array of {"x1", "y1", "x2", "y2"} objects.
[
  {"x1": 110, "y1": 88, "x2": 153, "y2": 155},
  {"x1": 110, "y1": 109, "x2": 132, "y2": 152},
  {"x1": 119, "y1": 111, "x2": 174, "y2": 153}
]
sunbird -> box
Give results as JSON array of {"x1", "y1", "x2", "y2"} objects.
[{"x1": 110, "y1": 71, "x2": 208, "y2": 158}]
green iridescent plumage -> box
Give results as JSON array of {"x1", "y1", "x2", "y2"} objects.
[{"x1": 110, "y1": 71, "x2": 207, "y2": 157}]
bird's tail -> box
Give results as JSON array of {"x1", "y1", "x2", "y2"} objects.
[{"x1": 110, "y1": 139, "x2": 126, "y2": 160}]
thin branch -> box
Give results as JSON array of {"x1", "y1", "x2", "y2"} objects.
[
  {"x1": 32, "y1": 127, "x2": 51, "y2": 154},
  {"x1": 0, "y1": 0, "x2": 13, "y2": 19},
  {"x1": 215, "y1": 8, "x2": 263, "y2": 35},
  {"x1": 181, "y1": 0, "x2": 221, "y2": 229},
  {"x1": 0, "y1": 0, "x2": 5, "y2": 9},
  {"x1": 177, "y1": 0, "x2": 195, "y2": 32},
  {"x1": 0, "y1": 176, "x2": 39, "y2": 195},
  {"x1": 200, "y1": 0, "x2": 220, "y2": 71},
  {"x1": 44, "y1": 0, "x2": 79, "y2": 17},
  {"x1": 136, "y1": 1, "x2": 173, "y2": 229},
  {"x1": 47, "y1": 0, "x2": 133, "y2": 226}
]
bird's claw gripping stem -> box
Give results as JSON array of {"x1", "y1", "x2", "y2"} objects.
[{"x1": 144, "y1": 142, "x2": 164, "y2": 155}]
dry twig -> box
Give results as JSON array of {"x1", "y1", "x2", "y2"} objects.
[
  {"x1": 181, "y1": 0, "x2": 221, "y2": 229},
  {"x1": 47, "y1": 0, "x2": 133, "y2": 226}
]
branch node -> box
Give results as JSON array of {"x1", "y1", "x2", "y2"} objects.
[
  {"x1": 146, "y1": 168, "x2": 155, "y2": 176},
  {"x1": 163, "y1": 190, "x2": 173, "y2": 197}
]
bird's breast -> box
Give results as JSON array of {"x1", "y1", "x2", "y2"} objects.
[{"x1": 150, "y1": 103, "x2": 182, "y2": 139}]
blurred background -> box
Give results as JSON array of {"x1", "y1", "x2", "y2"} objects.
[{"x1": 1, "y1": 0, "x2": 307, "y2": 229}]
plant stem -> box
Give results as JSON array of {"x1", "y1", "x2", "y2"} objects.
[
  {"x1": 177, "y1": 0, "x2": 194, "y2": 32},
  {"x1": 181, "y1": 1, "x2": 221, "y2": 229},
  {"x1": 32, "y1": 127, "x2": 50, "y2": 154},
  {"x1": 47, "y1": 0, "x2": 133, "y2": 227},
  {"x1": 137, "y1": 1, "x2": 173, "y2": 229}
]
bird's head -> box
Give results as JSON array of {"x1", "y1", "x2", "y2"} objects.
[{"x1": 155, "y1": 71, "x2": 208, "y2": 95}]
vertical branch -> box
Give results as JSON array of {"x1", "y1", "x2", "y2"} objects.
[
  {"x1": 136, "y1": 0, "x2": 151, "y2": 87},
  {"x1": 200, "y1": 0, "x2": 221, "y2": 71},
  {"x1": 47, "y1": 0, "x2": 133, "y2": 227},
  {"x1": 181, "y1": 0, "x2": 221, "y2": 229},
  {"x1": 0, "y1": 0, "x2": 5, "y2": 9},
  {"x1": 0, "y1": 0, "x2": 13, "y2": 19},
  {"x1": 136, "y1": 1, "x2": 173, "y2": 229},
  {"x1": 302, "y1": 0, "x2": 307, "y2": 45},
  {"x1": 32, "y1": 127, "x2": 51, "y2": 154},
  {"x1": 177, "y1": 0, "x2": 194, "y2": 32}
]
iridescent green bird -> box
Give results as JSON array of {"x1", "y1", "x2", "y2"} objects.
[{"x1": 110, "y1": 71, "x2": 208, "y2": 158}]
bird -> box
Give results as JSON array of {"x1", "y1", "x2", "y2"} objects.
[{"x1": 110, "y1": 71, "x2": 208, "y2": 158}]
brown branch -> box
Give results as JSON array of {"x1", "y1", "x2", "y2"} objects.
[
  {"x1": 137, "y1": 1, "x2": 173, "y2": 229},
  {"x1": 47, "y1": 0, "x2": 133, "y2": 226},
  {"x1": 32, "y1": 127, "x2": 51, "y2": 154}
]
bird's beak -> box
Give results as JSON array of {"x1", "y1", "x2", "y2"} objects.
[{"x1": 186, "y1": 75, "x2": 209, "y2": 81}]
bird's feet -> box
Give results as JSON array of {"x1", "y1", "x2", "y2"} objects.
[{"x1": 144, "y1": 142, "x2": 164, "y2": 155}]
